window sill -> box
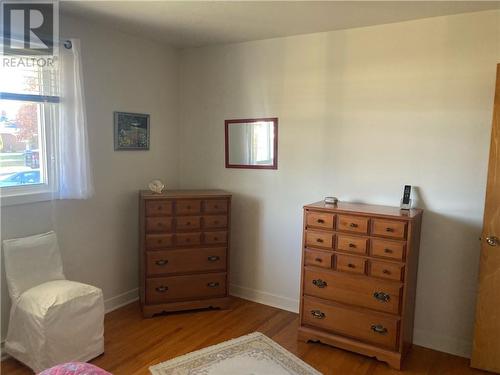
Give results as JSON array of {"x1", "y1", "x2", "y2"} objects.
[{"x1": 1, "y1": 187, "x2": 55, "y2": 207}]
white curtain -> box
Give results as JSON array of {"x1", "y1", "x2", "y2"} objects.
[{"x1": 57, "y1": 39, "x2": 94, "y2": 199}]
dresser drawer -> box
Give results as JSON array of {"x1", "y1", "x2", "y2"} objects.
[
  {"x1": 372, "y1": 219, "x2": 407, "y2": 240},
  {"x1": 146, "y1": 273, "x2": 226, "y2": 304},
  {"x1": 204, "y1": 199, "x2": 228, "y2": 214},
  {"x1": 305, "y1": 249, "x2": 333, "y2": 269},
  {"x1": 146, "y1": 234, "x2": 174, "y2": 250},
  {"x1": 176, "y1": 200, "x2": 202, "y2": 215},
  {"x1": 175, "y1": 232, "x2": 201, "y2": 246},
  {"x1": 305, "y1": 230, "x2": 334, "y2": 249},
  {"x1": 303, "y1": 297, "x2": 399, "y2": 350},
  {"x1": 336, "y1": 235, "x2": 368, "y2": 255},
  {"x1": 306, "y1": 211, "x2": 335, "y2": 230},
  {"x1": 204, "y1": 215, "x2": 228, "y2": 229},
  {"x1": 145, "y1": 200, "x2": 173, "y2": 216},
  {"x1": 146, "y1": 248, "x2": 226, "y2": 276},
  {"x1": 146, "y1": 217, "x2": 173, "y2": 233},
  {"x1": 370, "y1": 260, "x2": 404, "y2": 281},
  {"x1": 337, "y1": 215, "x2": 369, "y2": 235},
  {"x1": 303, "y1": 268, "x2": 402, "y2": 315},
  {"x1": 370, "y1": 239, "x2": 405, "y2": 261},
  {"x1": 335, "y1": 254, "x2": 366, "y2": 275},
  {"x1": 204, "y1": 231, "x2": 227, "y2": 245},
  {"x1": 176, "y1": 216, "x2": 201, "y2": 231}
]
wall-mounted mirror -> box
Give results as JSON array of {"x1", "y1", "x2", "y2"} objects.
[{"x1": 225, "y1": 117, "x2": 278, "y2": 169}]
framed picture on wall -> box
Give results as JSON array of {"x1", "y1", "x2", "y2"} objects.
[{"x1": 114, "y1": 111, "x2": 150, "y2": 150}]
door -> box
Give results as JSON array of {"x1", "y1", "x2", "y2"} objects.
[{"x1": 471, "y1": 64, "x2": 500, "y2": 372}]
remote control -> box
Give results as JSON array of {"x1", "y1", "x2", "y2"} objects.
[{"x1": 402, "y1": 185, "x2": 411, "y2": 205}]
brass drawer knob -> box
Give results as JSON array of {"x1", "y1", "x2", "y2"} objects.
[
  {"x1": 317, "y1": 219, "x2": 325, "y2": 224},
  {"x1": 316, "y1": 238, "x2": 324, "y2": 243},
  {"x1": 155, "y1": 259, "x2": 168, "y2": 266},
  {"x1": 371, "y1": 324, "x2": 388, "y2": 335},
  {"x1": 349, "y1": 223, "x2": 358, "y2": 228},
  {"x1": 386, "y1": 227, "x2": 394, "y2": 233},
  {"x1": 383, "y1": 269, "x2": 391, "y2": 275},
  {"x1": 384, "y1": 248, "x2": 393, "y2": 254},
  {"x1": 312, "y1": 279, "x2": 327, "y2": 288},
  {"x1": 207, "y1": 256, "x2": 220, "y2": 262},
  {"x1": 156, "y1": 286, "x2": 168, "y2": 293},
  {"x1": 310, "y1": 310, "x2": 325, "y2": 319},
  {"x1": 314, "y1": 257, "x2": 323, "y2": 263},
  {"x1": 373, "y1": 291, "x2": 390, "y2": 302},
  {"x1": 207, "y1": 282, "x2": 220, "y2": 288},
  {"x1": 349, "y1": 243, "x2": 356, "y2": 248},
  {"x1": 347, "y1": 263, "x2": 356, "y2": 268}
]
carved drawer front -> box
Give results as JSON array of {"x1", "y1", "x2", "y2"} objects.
[
  {"x1": 146, "y1": 248, "x2": 227, "y2": 276},
  {"x1": 204, "y1": 215, "x2": 228, "y2": 229},
  {"x1": 305, "y1": 249, "x2": 333, "y2": 269},
  {"x1": 146, "y1": 234, "x2": 174, "y2": 250},
  {"x1": 372, "y1": 219, "x2": 407, "y2": 240},
  {"x1": 337, "y1": 215, "x2": 369, "y2": 235},
  {"x1": 146, "y1": 200, "x2": 173, "y2": 217},
  {"x1": 337, "y1": 235, "x2": 368, "y2": 255},
  {"x1": 176, "y1": 200, "x2": 202, "y2": 215},
  {"x1": 335, "y1": 254, "x2": 366, "y2": 275},
  {"x1": 204, "y1": 231, "x2": 227, "y2": 245},
  {"x1": 306, "y1": 211, "x2": 335, "y2": 230},
  {"x1": 370, "y1": 260, "x2": 404, "y2": 282},
  {"x1": 303, "y1": 297, "x2": 399, "y2": 350},
  {"x1": 305, "y1": 230, "x2": 334, "y2": 249},
  {"x1": 175, "y1": 232, "x2": 201, "y2": 246},
  {"x1": 146, "y1": 217, "x2": 173, "y2": 233},
  {"x1": 370, "y1": 239, "x2": 405, "y2": 261},
  {"x1": 176, "y1": 216, "x2": 202, "y2": 231},
  {"x1": 204, "y1": 199, "x2": 228, "y2": 214},
  {"x1": 146, "y1": 273, "x2": 226, "y2": 304},
  {"x1": 304, "y1": 268, "x2": 402, "y2": 315}
]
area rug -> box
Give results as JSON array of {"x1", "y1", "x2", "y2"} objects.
[{"x1": 149, "y1": 332, "x2": 321, "y2": 375}]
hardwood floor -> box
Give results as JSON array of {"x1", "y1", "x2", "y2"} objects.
[{"x1": 1, "y1": 297, "x2": 490, "y2": 374}]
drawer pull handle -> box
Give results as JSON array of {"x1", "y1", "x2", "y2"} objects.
[
  {"x1": 349, "y1": 223, "x2": 358, "y2": 228},
  {"x1": 347, "y1": 263, "x2": 356, "y2": 268},
  {"x1": 371, "y1": 324, "x2": 388, "y2": 335},
  {"x1": 317, "y1": 219, "x2": 325, "y2": 224},
  {"x1": 315, "y1": 257, "x2": 323, "y2": 263},
  {"x1": 383, "y1": 269, "x2": 391, "y2": 275},
  {"x1": 208, "y1": 256, "x2": 220, "y2": 261},
  {"x1": 155, "y1": 259, "x2": 168, "y2": 266},
  {"x1": 186, "y1": 222, "x2": 191, "y2": 225},
  {"x1": 373, "y1": 291, "x2": 391, "y2": 302},
  {"x1": 155, "y1": 286, "x2": 168, "y2": 293},
  {"x1": 386, "y1": 227, "x2": 394, "y2": 233},
  {"x1": 310, "y1": 310, "x2": 325, "y2": 319},
  {"x1": 312, "y1": 279, "x2": 327, "y2": 288},
  {"x1": 316, "y1": 238, "x2": 324, "y2": 243},
  {"x1": 384, "y1": 248, "x2": 393, "y2": 254},
  {"x1": 348, "y1": 243, "x2": 356, "y2": 248},
  {"x1": 213, "y1": 237, "x2": 218, "y2": 241},
  {"x1": 207, "y1": 282, "x2": 219, "y2": 288}
]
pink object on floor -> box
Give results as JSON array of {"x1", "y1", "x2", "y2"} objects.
[{"x1": 38, "y1": 362, "x2": 111, "y2": 375}]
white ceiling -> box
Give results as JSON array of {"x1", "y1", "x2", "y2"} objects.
[{"x1": 61, "y1": 1, "x2": 500, "y2": 48}]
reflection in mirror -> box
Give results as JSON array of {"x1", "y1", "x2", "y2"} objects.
[{"x1": 225, "y1": 118, "x2": 278, "y2": 169}]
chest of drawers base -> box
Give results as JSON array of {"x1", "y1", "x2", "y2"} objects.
[
  {"x1": 139, "y1": 190, "x2": 231, "y2": 318},
  {"x1": 299, "y1": 201, "x2": 422, "y2": 370}
]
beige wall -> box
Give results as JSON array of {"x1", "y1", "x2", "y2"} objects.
[
  {"x1": 179, "y1": 10, "x2": 500, "y2": 357},
  {"x1": 1, "y1": 16, "x2": 179, "y2": 339}
]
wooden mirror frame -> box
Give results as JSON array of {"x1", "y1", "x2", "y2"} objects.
[{"x1": 224, "y1": 117, "x2": 278, "y2": 170}]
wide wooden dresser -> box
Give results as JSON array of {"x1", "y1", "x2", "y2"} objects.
[
  {"x1": 139, "y1": 190, "x2": 231, "y2": 317},
  {"x1": 299, "y1": 201, "x2": 423, "y2": 369}
]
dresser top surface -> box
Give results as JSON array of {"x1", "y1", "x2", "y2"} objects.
[
  {"x1": 140, "y1": 189, "x2": 231, "y2": 199},
  {"x1": 304, "y1": 201, "x2": 422, "y2": 219}
]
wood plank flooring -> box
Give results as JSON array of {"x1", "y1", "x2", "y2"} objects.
[{"x1": 1, "y1": 297, "x2": 491, "y2": 374}]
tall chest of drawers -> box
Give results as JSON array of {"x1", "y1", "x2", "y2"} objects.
[
  {"x1": 299, "y1": 201, "x2": 423, "y2": 369},
  {"x1": 139, "y1": 190, "x2": 231, "y2": 317}
]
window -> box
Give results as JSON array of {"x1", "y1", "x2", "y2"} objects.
[{"x1": 0, "y1": 63, "x2": 59, "y2": 204}]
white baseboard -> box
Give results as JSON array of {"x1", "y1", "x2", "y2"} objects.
[
  {"x1": 413, "y1": 328, "x2": 472, "y2": 359},
  {"x1": 104, "y1": 288, "x2": 139, "y2": 313},
  {"x1": 229, "y1": 283, "x2": 299, "y2": 313},
  {"x1": 1, "y1": 288, "x2": 140, "y2": 362}
]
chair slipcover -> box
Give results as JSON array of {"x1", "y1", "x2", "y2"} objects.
[{"x1": 3, "y1": 231, "x2": 104, "y2": 373}]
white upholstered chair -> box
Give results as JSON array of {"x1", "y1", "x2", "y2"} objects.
[{"x1": 3, "y1": 231, "x2": 104, "y2": 373}]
